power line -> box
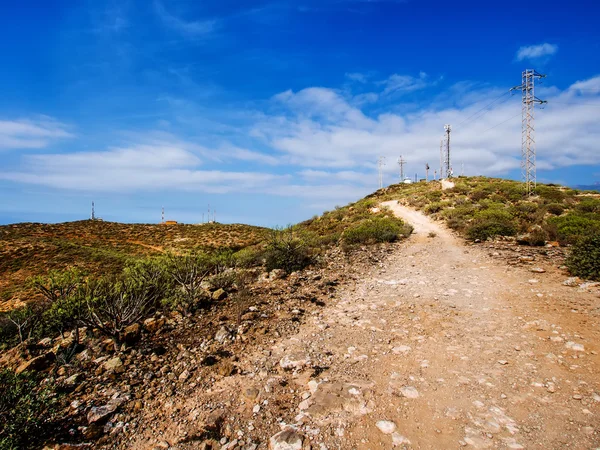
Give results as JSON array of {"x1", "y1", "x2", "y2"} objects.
[
  {"x1": 480, "y1": 112, "x2": 522, "y2": 133},
  {"x1": 455, "y1": 91, "x2": 511, "y2": 128},
  {"x1": 547, "y1": 100, "x2": 600, "y2": 108}
]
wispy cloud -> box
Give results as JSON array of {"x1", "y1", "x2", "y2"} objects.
[
  {"x1": 569, "y1": 75, "x2": 600, "y2": 94},
  {"x1": 153, "y1": 0, "x2": 218, "y2": 37},
  {"x1": 345, "y1": 72, "x2": 369, "y2": 83},
  {"x1": 253, "y1": 75, "x2": 600, "y2": 176},
  {"x1": 0, "y1": 116, "x2": 74, "y2": 150},
  {"x1": 516, "y1": 43, "x2": 558, "y2": 61},
  {"x1": 0, "y1": 135, "x2": 284, "y2": 193},
  {"x1": 379, "y1": 72, "x2": 434, "y2": 96}
]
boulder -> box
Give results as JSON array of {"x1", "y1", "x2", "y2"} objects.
[
  {"x1": 269, "y1": 428, "x2": 307, "y2": 450},
  {"x1": 103, "y1": 356, "x2": 124, "y2": 373},
  {"x1": 144, "y1": 317, "x2": 166, "y2": 334},
  {"x1": 212, "y1": 288, "x2": 227, "y2": 301},
  {"x1": 87, "y1": 397, "x2": 125, "y2": 424},
  {"x1": 16, "y1": 352, "x2": 55, "y2": 374},
  {"x1": 214, "y1": 326, "x2": 233, "y2": 344},
  {"x1": 123, "y1": 323, "x2": 141, "y2": 344}
]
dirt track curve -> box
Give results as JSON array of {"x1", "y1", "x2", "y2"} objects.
[{"x1": 132, "y1": 203, "x2": 600, "y2": 449}]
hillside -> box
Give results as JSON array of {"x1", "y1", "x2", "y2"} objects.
[
  {"x1": 372, "y1": 176, "x2": 600, "y2": 244},
  {"x1": 1, "y1": 176, "x2": 599, "y2": 449},
  {"x1": 0, "y1": 221, "x2": 269, "y2": 311}
]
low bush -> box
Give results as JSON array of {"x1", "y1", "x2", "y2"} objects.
[
  {"x1": 233, "y1": 247, "x2": 265, "y2": 269},
  {"x1": 209, "y1": 271, "x2": 237, "y2": 291},
  {"x1": 264, "y1": 228, "x2": 314, "y2": 274},
  {"x1": 548, "y1": 213, "x2": 600, "y2": 244},
  {"x1": 424, "y1": 202, "x2": 445, "y2": 214},
  {"x1": 536, "y1": 185, "x2": 566, "y2": 202},
  {"x1": 524, "y1": 227, "x2": 548, "y2": 246},
  {"x1": 343, "y1": 217, "x2": 412, "y2": 245},
  {"x1": 466, "y1": 209, "x2": 517, "y2": 241},
  {"x1": 567, "y1": 233, "x2": 600, "y2": 281},
  {"x1": 576, "y1": 198, "x2": 600, "y2": 213},
  {"x1": 546, "y1": 203, "x2": 565, "y2": 216},
  {"x1": 0, "y1": 370, "x2": 59, "y2": 450}
]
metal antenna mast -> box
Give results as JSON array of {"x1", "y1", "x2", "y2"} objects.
[
  {"x1": 378, "y1": 156, "x2": 386, "y2": 189},
  {"x1": 161, "y1": 206, "x2": 165, "y2": 224},
  {"x1": 439, "y1": 136, "x2": 445, "y2": 179},
  {"x1": 444, "y1": 124, "x2": 452, "y2": 178},
  {"x1": 91, "y1": 202, "x2": 95, "y2": 221},
  {"x1": 511, "y1": 69, "x2": 546, "y2": 196},
  {"x1": 397, "y1": 156, "x2": 406, "y2": 181}
]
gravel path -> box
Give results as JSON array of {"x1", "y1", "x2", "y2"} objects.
[
  {"x1": 130, "y1": 204, "x2": 600, "y2": 449},
  {"x1": 262, "y1": 203, "x2": 600, "y2": 449}
]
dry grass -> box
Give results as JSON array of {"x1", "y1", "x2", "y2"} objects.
[{"x1": 0, "y1": 221, "x2": 268, "y2": 311}]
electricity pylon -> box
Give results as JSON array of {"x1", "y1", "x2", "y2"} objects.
[
  {"x1": 444, "y1": 124, "x2": 452, "y2": 178},
  {"x1": 398, "y1": 156, "x2": 406, "y2": 181},
  {"x1": 511, "y1": 69, "x2": 547, "y2": 196},
  {"x1": 439, "y1": 136, "x2": 445, "y2": 179},
  {"x1": 378, "y1": 156, "x2": 386, "y2": 189}
]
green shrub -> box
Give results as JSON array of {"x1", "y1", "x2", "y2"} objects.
[
  {"x1": 536, "y1": 185, "x2": 566, "y2": 202},
  {"x1": 466, "y1": 209, "x2": 517, "y2": 241},
  {"x1": 470, "y1": 189, "x2": 490, "y2": 201},
  {"x1": 546, "y1": 203, "x2": 565, "y2": 215},
  {"x1": 524, "y1": 227, "x2": 549, "y2": 246},
  {"x1": 548, "y1": 214, "x2": 600, "y2": 244},
  {"x1": 264, "y1": 228, "x2": 314, "y2": 274},
  {"x1": 209, "y1": 271, "x2": 237, "y2": 291},
  {"x1": 424, "y1": 202, "x2": 445, "y2": 214},
  {"x1": 233, "y1": 247, "x2": 265, "y2": 269},
  {"x1": 567, "y1": 233, "x2": 600, "y2": 281},
  {"x1": 0, "y1": 370, "x2": 58, "y2": 450},
  {"x1": 343, "y1": 217, "x2": 412, "y2": 245},
  {"x1": 576, "y1": 198, "x2": 600, "y2": 213}
]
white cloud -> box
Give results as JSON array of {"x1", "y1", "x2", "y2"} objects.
[
  {"x1": 569, "y1": 75, "x2": 600, "y2": 94},
  {"x1": 253, "y1": 75, "x2": 600, "y2": 180},
  {"x1": 345, "y1": 72, "x2": 368, "y2": 83},
  {"x1": 0, "y1": 117, "x2": 73, "y2": 150},
  {"x1": 153, "y1": 0, "x2": 218, "y2": 37},
  {"x1": 380, "y1": 72, "x2": 432, "y2": 96},
  {"x1": 516, "y1": 43, "x2": 558, "y2": 61},
  {"x1": 4, "y1": 76, "x2": 600, "y2": 209}
]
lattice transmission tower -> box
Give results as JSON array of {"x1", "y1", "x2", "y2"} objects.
[
  {"x1": 378, "y1": 156, "x2": 386, "y2": 189},
  {"x1": 444, "y1": 124, "x2": 452, "y2": 178},
  {"x1": 511, "y1": 69, "x2": 546, "y2": 196},
  {"x1": 398, "y1": 155, "x2": 406, "y2": 181}
]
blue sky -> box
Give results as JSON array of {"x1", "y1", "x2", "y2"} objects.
[{"x1": 1, "y1": 0, "x2": 599, "y2": 226}]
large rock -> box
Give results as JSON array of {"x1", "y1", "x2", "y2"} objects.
[
  {"x1": 279, "y1": 354, "x2": 311, "y2": 371},
  {"x1": 123, "y1": 323, "x2": 141, "y2": 344},
  {"x1": 87, "y1": 397, "x2": 125, "y2": 424},
  {"x1": 16, "y1": 352, "x2": 55, "y2": 374},
  {"x1": 144, "y1": 317, "x2": 166, "y2": 334},
  {"x1": 212, "y1": 288, "x2": 227, "y2": 301},
  {"x1": 214, "y1": 326, "x2": 233, "y2": 344},
  {"x1": 103, "y1": 357, "x2": 124, "y2": 373},
  {"x1": 269, "y1": 428, "x2": 307, "y2": 450}
]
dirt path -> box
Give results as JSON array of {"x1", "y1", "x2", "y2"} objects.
[{"x1": 131, "y1": 204, "x2": 600, "y2": 449}]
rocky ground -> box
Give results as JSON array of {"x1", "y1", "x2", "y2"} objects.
[{"x1": 25, "y1": 203, "x2": 600, "y2": 449}]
